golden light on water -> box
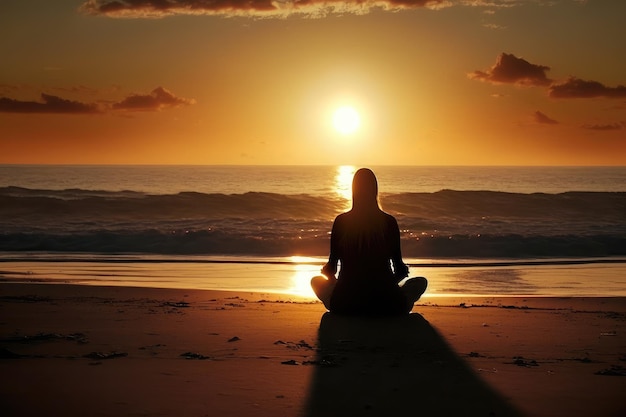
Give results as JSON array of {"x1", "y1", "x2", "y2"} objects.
[
  {"x1": 287, "y1": 256, "x2": 320, "y2": 298},
  {"x1": 284, "y1": 166, "x2": 355, "y2": 298},
  {"x1": 286, "y1": 167, "x2": 353, "y2": 297},
  {"x1": 335, "y1": 165, "x2": 355, "y2": 207}
]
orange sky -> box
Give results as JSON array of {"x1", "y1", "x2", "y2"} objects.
[{"x1": 1, "y1": 0, "x2": 625, "y2": 165}]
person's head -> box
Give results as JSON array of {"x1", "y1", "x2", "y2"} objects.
[{"x1": 352, "y1": 168, "x2": 380, "y2": 211}]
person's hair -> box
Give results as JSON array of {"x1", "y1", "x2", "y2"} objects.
[{"x1": 352, "y1": 168, "x2": 380, "y2": 212}]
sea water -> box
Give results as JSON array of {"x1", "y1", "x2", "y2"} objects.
[
  {"x1": 1, "y1": 165, "x2": 625, "y2": 297},
  {"x1": 3, "y1": 165, "x2": 625, "y2": 195}
]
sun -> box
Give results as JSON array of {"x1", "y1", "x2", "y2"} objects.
[{"x1": 332, "y1": 106, "x2": 360, "y2": 135}]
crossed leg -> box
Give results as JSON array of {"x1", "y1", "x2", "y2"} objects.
[
  {"x1": 401, "y1": 277, "x2": 428, "y2": 313},
  {"x1": 310, "y1": 275, "x2": 336, "y2": 311},
  {"x1": 312, "y1": 275, "x2": 428, "y2": 314}
]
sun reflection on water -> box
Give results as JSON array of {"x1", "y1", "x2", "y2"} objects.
[
  {"x1": 287, "y1": 256, "x2": 322, "y2": 298},
  {"x1": 284, "y1": 166, "x2": 355, "y2": 298},
  {"x1": 335, "y1": 165, "x2": 355, "y2": 210}
]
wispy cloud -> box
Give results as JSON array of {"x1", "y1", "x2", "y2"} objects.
[
  {"x1": 533, "y1": 110, "x2": 558, "y2": 125},
  {"x1": 482, "y1": 23, "x2": 506, "y2": 29},
  {"x1": 0, "y1": 86, "x2": 194, "y2": 114},
  {"x1": 77, "y1": 0, "x2": 554, "y2": 19},
  {"x1": 0, "y1": 94, "x2": 101, "y2": 114},
  {"x1": 468, "y1": 53, "x2": 552, "y2": 86},
  {"x1": 549, "y1": 77, "x2": 626, "y2": 99},
  {"x1": 582, "y1": 122, "x2": 624, "y2": 131},
  {"x1": 80, "y1": 0, "x2": 446, "y2": 18},
  {"x1": 112, "y1": 87, "x2": 195, "y2": 111},
  {"x1": 78, "y1": 0, "x2": 541, "y2": 19},
  {"x1": 460, "y1": 0, "x2": 520, "y2": 7}
]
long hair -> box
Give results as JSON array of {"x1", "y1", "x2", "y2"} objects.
[
  {"x1": 349, "y1": 168, "x2": 387, "y2": 254},
  {"x1": 351, "y1": 168, "x2": 381, "y2": 213}
]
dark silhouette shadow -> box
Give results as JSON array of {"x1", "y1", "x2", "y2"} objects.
[{"x1": 303, "y1": 313, "x2": 521, "y2": 417}]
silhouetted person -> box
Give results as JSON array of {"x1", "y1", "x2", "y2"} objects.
[{"x1": 311, "y1": 168, "x2": 427, "y2": 315}]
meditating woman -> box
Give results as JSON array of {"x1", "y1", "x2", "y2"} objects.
[{"x1": 311, "y1": 168, "x2": 427, "y2": 315}]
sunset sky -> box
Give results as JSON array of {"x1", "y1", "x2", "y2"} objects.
[{"x1": 1, "y1": 0, "x2": 625, "y2": 166}]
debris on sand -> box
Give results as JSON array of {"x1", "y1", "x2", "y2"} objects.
[
  {"x1": 180, "y1": 352, "x2": 212, "y2": 360},
  {"x1": 162, "y1": 301, "x2": 190, "y2": 308},
  {"x1": 595, "y1": 365, "x2": 626, "y2": 376},
  {"x1": 512, "y1": 356, "x2": 538, "y2": 367},
  {"x1": 83, "y1": 351, "x2": 128, "y2": 360}
]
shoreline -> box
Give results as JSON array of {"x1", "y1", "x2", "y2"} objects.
[
  {"x1": 3, "y1": 251, "x2": 626, "y2": 265},
  {"x1": 2, "y1": 255, "x2": 626, "y2": 298},
  {"x1": 1, "y1": 282, "x2": 625, "y2": 416},
  {"x1": 1, "y1": 279, "x2": 625, "y2": 300}
]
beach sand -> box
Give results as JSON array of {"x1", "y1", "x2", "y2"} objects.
[{"x1": 0, "y1": 283, "x2": 624, "y2": 417}]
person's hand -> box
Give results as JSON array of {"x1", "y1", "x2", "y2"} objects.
[
  {"x1": 394, "y1": 262, "x2": 409, "y2": 281},
  {"x1": 321, "y1": 263, "x2": 337, "y2": 280}
]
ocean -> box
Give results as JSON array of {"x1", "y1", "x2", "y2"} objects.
[{"x1": 1, "y1": 165, "x2": 625, "y2": 297}]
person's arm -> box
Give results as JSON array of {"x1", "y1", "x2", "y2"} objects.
[
  {"x1": 321, "y1": 216, "x2": 340, "y2": 280},
  {"x1": 389, "y1": 216, "x2": 409, "y2": 283}
]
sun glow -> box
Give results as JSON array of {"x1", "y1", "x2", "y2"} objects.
[{"x1": 332, "y1": 106, "x2": 360, "y2": 135}]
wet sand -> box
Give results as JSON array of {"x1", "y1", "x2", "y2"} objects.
[{"x1": 0, "y1": 283, "x2": 624, "y2": 416}]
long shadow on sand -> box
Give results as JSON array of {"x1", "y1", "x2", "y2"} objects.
[{"x1": 303, "y1": 312, "x2": 522, "y2": 417}]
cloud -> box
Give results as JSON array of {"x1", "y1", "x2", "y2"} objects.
[
  {"x1": 482, "y1": 23, "x2": 506, "y2": 29},
  {"x1": 549, "y1": 77, "x2": 626, "y2": 99},
  {"x1": 470, "y1": 54, "x2": 626, "y2": 102},
  {"x1": 0, "y1": 94, "x2": 101, "y2": 114},
  {"x1": 461, "y1": 0, "x2": 519, "y2": 7},
  {"x1": 533, "y1": 110, "x2": 558, "y2": 125},
  {"x1": 112, "y1": 87, "x2": 195, "y2": 111},
  {"x1": 469, "y1": 53, "x2": 552, "y2": 86},
  {"x1": 582, "y1": 122, "x2": 624, "y2": 131},
  {"x1": 79, "y1": 0, "x2": 448, "y2": 18},
  {"x1": 79, "y1": 0, "x2": 532, "y2": 17},
  {"x1": 0, "y1": 87, "x2": 194, "y2": 114}
]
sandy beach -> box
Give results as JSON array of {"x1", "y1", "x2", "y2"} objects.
[{"x1": 0, "y1": 283, "x2": 624, "y2": 417}]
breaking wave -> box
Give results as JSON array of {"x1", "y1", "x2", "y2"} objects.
[{"x1": 1, "y1": 187, "x2": 624, "y2": 258}]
